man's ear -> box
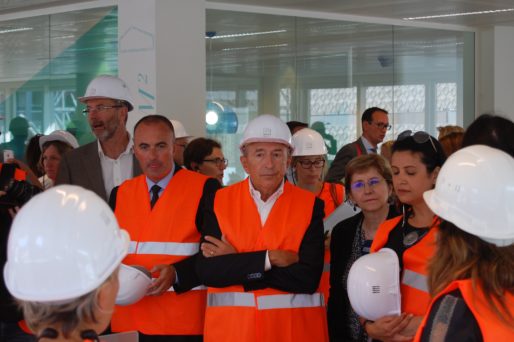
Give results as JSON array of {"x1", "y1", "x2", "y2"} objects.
[{"x1": 190, "y1": 161, "x2": 200, "y2": 171}]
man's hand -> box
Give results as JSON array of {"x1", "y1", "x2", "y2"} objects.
[
  {"x1": 268, "y1": 250, "x2": 299, "y2": 267},
  {"x1": 364, "y1": 313, "x2": 414, "y2": 342},
  {"x1": 201, "y1": 235, "x2": 236, "y2": 257},
  {"x1": 147, "y1": 264, "x2": 176, "y2": 296}
]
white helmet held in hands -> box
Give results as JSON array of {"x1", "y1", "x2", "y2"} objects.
[
  {"x1": 292, "y1": 128, "x2": 327, "y2": 156},
  {"x1": 240, "y1": 114, "x2": 292, "y2": 151},
  {"x1": 4, "y1": 185, "x2": 130, "y2": 303},
  {"x1": 116, "y1": 264, "x2": 152, "y2": 306},
  {"x1": 424, "y1": 145, "x2": 514, "y2": 247},
  {"x1": 79, "y1": 75, "x2": 134, "y2": 111},
  {"x1": 347, "y1": 248, "x2": 401, "y2": 321}
]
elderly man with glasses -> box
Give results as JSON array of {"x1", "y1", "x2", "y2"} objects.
[
  {"x1": 326, "y1": 107, "x2": 390, "y2": 183},
  {"x1": 56, "y1": 75, "x2": 142, "y2": 201}
]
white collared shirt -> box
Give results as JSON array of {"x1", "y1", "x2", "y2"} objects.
[
  {"x1": 248, "y1": 178, "x2": 285, "y2": 271},
  {"x1": 98, "y1": 137, "x2": 134, "y2": 198},
  {"x1": 361, "y1": 136, "x2": 377, "y2": 153}
]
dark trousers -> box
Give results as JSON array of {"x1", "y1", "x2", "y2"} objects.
[{"x1": 0, "y1": 321, "x2": 35, "y2": 342}]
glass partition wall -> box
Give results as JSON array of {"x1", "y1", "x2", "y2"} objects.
[{"x1": 205, "y1": 10, "x2": 474, "y2": 184}]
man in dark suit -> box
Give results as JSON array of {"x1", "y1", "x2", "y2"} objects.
[
  {"x1": 326, "y1": 107, "x2": 390, "y2": 183},
  {"x1": 56, "y1": 75, "x2": 141, "y2": 201},
  {"x1": 109, "y1": 115, "x2": 220, "y2": 341}
]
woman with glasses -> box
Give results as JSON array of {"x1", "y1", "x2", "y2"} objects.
[
  {"x1": 364, "y1": 130, "x2": 446, "y2": 341},
  {"x1": 327, "y1": 154, "x2": 397, "y2": 342},
  {"x1": 291, "y1": 128, "x2": 344, "y2": 307},
  {"x1": 183, "y1": 137, "x2": 227, "y2": 185}
]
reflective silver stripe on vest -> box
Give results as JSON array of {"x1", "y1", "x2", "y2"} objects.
[
  {"x1": 128, "y1": 241, "x2": 138, "y2": 254},
  {"x1": 131, "y1": 241, "x2": 199, "y2": 256},
  {"x1": 402, "y1": 269, "x2": 429, "y2": 293},
  {"x1": 167, "y1": 285, "x2": 207, "y2": 292},
  {"x1": 323, "y1": 263, "x2": 331, "y2": 273},
  {"x1": 207, "y1": 292, "x2": 255, "y2": 307},
  {"x1": 257, "y1": 293, "x2": 324, "y2": 310}
]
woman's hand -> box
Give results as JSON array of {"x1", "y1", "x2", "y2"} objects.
[
  {"x1": 201, "y1": 235, "x2": 236, "y2": 257},
  {"x1": 364, "y1": 313, "x2": 415, "y2": 342}
]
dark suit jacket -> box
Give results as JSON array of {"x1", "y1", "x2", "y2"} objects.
[
  {"x1": 56, "y1": 141, "x2": 142, "y2": 201},
  {"x1": 326, "y1": 137, "x2": 368, "y2": 184},
  {"x1": 196, "y1": 188, "x2": 325, "y2": 294}
]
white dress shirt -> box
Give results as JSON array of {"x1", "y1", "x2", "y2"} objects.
[{"x1": 98, "y1": 137, "x2": 134, "y2": 198}]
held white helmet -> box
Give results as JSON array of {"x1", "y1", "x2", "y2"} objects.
[
  {"x1": 292, "y1": 128, "x2": 327, "y2": 156},
  {"x1": 116, "y1": 264, "x2": 152, "y2": 306},
  {"x1": 347, "y1": 248, "x2": 401, "y2": 321},
  {"x1": 79, "y1": 75, "x2": 134, "y2": 111},
  {"x1": 239, "y1": 114, "x2": 292, "y2": 151},
  {"x1": 170, "y1": 119, "x2": 192, "y2": 139},
  {"x1": 424, "y1": 145, "x2": 514, "y2": 247},
  {"x1": 4, "y1": 185, "x2": 130, "y2": 303},
  {"x1": 39, "y1": 130, "x2": 79, "y2": 150}
]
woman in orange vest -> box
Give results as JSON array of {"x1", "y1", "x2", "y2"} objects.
[
  {"x1": 416, "y1": 145, "x2": 514, "y2": 341},
  {"x1": 327, "y1": 154, "x2": 397, "y2": 341},
  {"x1": 290, "y1": 128, "x2": 344, "y2": 306},
  {"x1": 366, "y1": 130, "x2": 446, "y2": 341}
]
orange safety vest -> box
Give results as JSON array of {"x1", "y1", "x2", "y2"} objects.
[
  {"x1": 371, "y1": 216, "x2": 439, "y2": 316},
  {"x1": 414, "y1": 279, "x2": 514, "y2": 341},
  {"x1": 204, "y1": 179, "x2": 328, "y2": 342},
  {"x1": 111, "y1": 170, "x2": 209, "y2": 336},
  {"x1": 318, "y1": 182, "x2": 344, "y2": 306},
  {"x1": 0, "y1": 163, "x2": 26, "y2": 181}
]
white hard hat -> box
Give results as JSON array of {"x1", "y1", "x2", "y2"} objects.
[
  {"x1": 170, "y1": 119, "x2": 191, "y2": 139},
  {"x1": 39, "y1": 130, "x2": 79, "y2": 150},
  {"x1": 116, "y1": 264, "x2": 152, "y2": 306},
  {"x1": 347, "y1": 248, "x2": 401, "y2": 321},
  {"x1": 240, "y1": 114, "x2": 292, "y2": 150},
  {"x1": 292, "y1": 128, "x2": 327, "y2": 156},
  {"x1": 79, "y1": 75, "x2": 134, "y2": 111},
  {"x1": 3, "y1": 185, "x2": 130, "y2": 303},
  {"x1": 424, "y1": 145, "x2": 514, "y2": 247}
]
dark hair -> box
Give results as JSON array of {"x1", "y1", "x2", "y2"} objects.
[
  {"x1": 462, "y1": 114, "x2": 514, "y2": 157},
  {"x1": 361, "y1": 107, "x2": 388, "y2": 123},
  {"x1": 286, "y1": 121, "x2": 308, "y2": 134},
  {"x1": 25, "y1": 134, "x2": 44, "y2": 177},
  {"x1": 41, "y1": 140, "x2": 75, "y2": 157},
  {"x1": 392, "y1": 132, "x2": 446, "y2": 173},
  {"x1": 183, "y1": 138, "x2": 222, "y2": 171},
  {"x1": 133, "y1": 115, "x2": 175, "y2": 137},
  {"x1": 344, "y1": 154, "x2": 393, "y2": 196}
]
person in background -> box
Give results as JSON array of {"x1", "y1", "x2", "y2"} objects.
[
  {"x1": 438, "y1": 131, "x2": 463, "y2": 157},
  {"x1": 461, "y1": 113, "x2": 514, "y2": 157},
  {"x1": 4, "y1": 185, "x2": 129, "y2": 342},
  {"x1": 56, "y1": 75, "x2": 142, "y2": 201},
  {"x1": 436, "y1": 124, "x2": 464, "y2": 140},
  {"x1": 171, "y1": 119, "x2": 192, "y2": 167},
  {"x1": 380, "y1": 139, "x2": 395, "y2": 163},
  {"x1": 0, "y1": 116, "x2": 29, "y2": 163},
  {"x1": 291, "y1": 128, "x2": 345, "y2": 306},
  {"x1": 311, "y1": 121, "x2": 338, "y2": 156},
  {"x1": 24, "y1": 134, "x2": 44, "y2": 179},
  {"x1": 38, "y1": 130, "x2": 79, "y2": 189},
  {"x1": 286, "y1": 120, "x2": 308, "y2": 134},
  {"x1": 109, "y1": 115, "x2": 220, "y2": 341},
  {"x1": 366, "y1": 130, "x2": 446, "y2": 341},
  {"x1": 326, "y1": 107, "x2": 390, "y2": 183},
  {"x1": 197, "y1": 114, "x2": 328, "y2": 342},
  {"x1": 417, "y1": 145, "x2": 514, "y2": 341},
  {"x1": 183, "y1": 137, "x2": 227, "y2": 185},
  {"x1": 328, "y1": 154, "x2": 397, "y2": 341}
]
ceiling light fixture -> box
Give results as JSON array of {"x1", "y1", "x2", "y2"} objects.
[
  {"x1": 404, "y1": 8, "x2": 514, "y2": 20},
  {"x1": 0, "y1": 27, "x2": 33, "y2": 34},
  {"x1": 206, "y1": 29, "x2": 286, "y2": 39}
]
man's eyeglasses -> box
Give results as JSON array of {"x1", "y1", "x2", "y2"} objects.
[
  {"x1": 203, "y1": 158, "x2": 228, "y2": 167},
  {"x1": 397, "y1": 130, "x2": 437, "y2": 152},
  {"x1": 297, "y1": 159, "x2": 325, "y2": 169},
  {"x1": 82, "y1": 105, "x2": 123, "y2": 114},
  {"x1": 350, "y1": 177, "x2": 383, "y2": 192},
  {"x1": 370, "y1": 121, "x2": 392, "y2": 131}
]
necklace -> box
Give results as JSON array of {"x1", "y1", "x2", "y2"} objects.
[{"x1": 401, "y1": 210, "x2": 438, "y2": 247}]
